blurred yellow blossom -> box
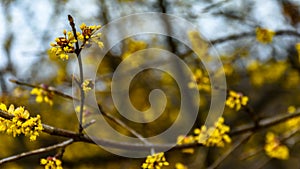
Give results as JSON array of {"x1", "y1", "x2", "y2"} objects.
[
  {"x1": 142, "y1": 152, "x2": 169, "y2": 169},
  {"x1": 295, "y1": 43, "x2": 300, "y2": 63},
  {"x1": 225, "y1": 90, "x2": 248, "y2": 111},
  {"x1": 0, "y1": 103, "x2": 43, "y2": 141},
  {"x1": 30, "y1": 87, "x2": 54, "y2": 106},
  {"x1": 255, "y1": 27, "x2": 275, "y2": 44},
  {"x1": 194, "y1": 117, "x2": 231, "y2": 147},
  {"x1": 121, "y1": 38, "x2": 147, "y2": 59},
  {"x1": 247, "y1": 60, "x2": 287, "y2": 87},
  {"x1": 188, "y1": 69, "x2": 211, "y2": 92},
  {"x1": 177, "y1": 117, "x2": 231, "y2": 148},
  {"x1": 175, "y1": 163, "x2": 188, "y2": 169},
  {"x1": 177, "y1": 135, "x2": 196, "y2": 154},
  {"x1": 40, "y1": 157, "x2": 63, "y2": 169},
  {"x1": 82, "y1": 79, "x2": 94, "y2": 93},
  {"x1": 264, "y1": 132, "x2": 289, "y2": 160}
]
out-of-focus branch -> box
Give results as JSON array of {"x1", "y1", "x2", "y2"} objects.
[
  {"x1": 9, "y1": 79, "x2": 149, "y2": 144},
  {"x1": 230, "y1": 109, "x2": 300, "y2": 136},
  {"x1": 211, "y1": 30, "x2": 300, "y2": 45},
  {"x1": 207, "y1": 132, "x2": 253, "y2": 169},
  {"x1": 1, "y1": 108, "x2": 300, "y2": 151},
  {"x1": 0, "y1": 139, "x2": 74, "y2": 165}
]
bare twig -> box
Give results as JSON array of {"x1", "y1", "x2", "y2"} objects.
[
  {"x1": 9, "y1": 79, "x2": 150, "y2": 145},
  {"x1": 0, "y1": 139, "x2": 73, "y2": 165},
  {"x1": 207, "y1": 132, "x2": 253, "y2": 169},
  {"x1": 68, "y1": 15, "x2": 85, "y2": 133},
  {"x1": 1, "y1": 108, "x2": 300, "y2": 151},
  {"x1": 211, "y1": 30, "x2": 300, "y2": 45}
]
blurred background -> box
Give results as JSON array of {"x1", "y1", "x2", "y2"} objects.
[{"x1": 1, "y1": 0, "x2": 300, "y2": 168}]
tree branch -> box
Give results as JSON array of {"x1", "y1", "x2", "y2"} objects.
[{"x1": 0, "y1": 139, "x2": 74, "y2": 165}]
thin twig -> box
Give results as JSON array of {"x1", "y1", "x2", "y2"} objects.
[
  {"x1": 211, "y1": 30, "x2": 300, "y2": 45},
  {"x1": 1, "y1": 109, "x2": 300, "y2": 151},
  {"x1": 9, "y1": 79, "x2": 150, "y2": 145},
  {"x1": 0, "y1": 139, "x2": 74, "y2": 165},
  {"x1": 207, "y1": 132, "x2": 253, "y2": 169},
  {"x1": 68, "y1": 15, "x2": 85, "y2": 133}
]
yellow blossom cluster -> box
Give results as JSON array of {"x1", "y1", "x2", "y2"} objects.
[
  {"x1": 30, "y1": 87, "x2": 54, "y2": 106},
  {"x1": 285, "y1": 106, "x2": 300, "y2": 130},
  {"x1": 0, "y1": 103, "x2": 43, "y2": 141},
  {"x1": 225, "y1": 90, "x2": 248, "y2": 111},
  {"x1": 40, "y1": 157, "x2": 63, "y2": 169},
  {"x1": 176, "y1": 135, "x2": 196, "y2": 154},
  {"x1": 177, "y1": 117, "x2": 231, "y2": 147},
  {"x1": 188, "y1": 69, "x2": 211, "y2": 92},
  {"x1": 247, "y1": 60, "x2": 287, "y2": 87},
  {"x1": 142, "y1": 152, "x2": 169, "y2": 169},
  {"x1": 295, "y1": 43, "x2": 300, "y2": 63},
  {"x1": 78, "y1": 23, "x2": 103, "y2": 48},
  {"x1": 50, "y1": 30, "x2": 77, "y2": 60},
  {"x1": 50, "y1": 23, "x2": 103, "y2": 60},
  {"x1": 175, "y1": 163, "x2": 188, "y2": 169},
  {"x1": 194, "y1": 117, "x2": 231, "y2": 147},
  {"x1": 255, "y1": 27, "x2": 275, "y2": 44},
  {"x1": 121, "y1": 38, "x2": 147, "y2": 59},
  {"x1": 264, "y1": 132, "x2": 289, "y2": 160},
  {"x1": 82, "y1": 79, "x2": 94, "y2": 93}
]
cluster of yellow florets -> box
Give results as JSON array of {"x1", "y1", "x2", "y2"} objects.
[
  {"x1": 0, "y1": 103, "x2": 43, "y2": 141},
  {"x1": 50, "y1": 30, "x2": 77, "y2": 60},
  {"x1": 175, "y1": 163, "x2": 188, "y2": 169},
  {"x1": 30, "y1": 87, "x2": 54, "y2": 106},
  {"x1": 264, "y1": 132, "x2": 289, "y2": 160},
  {"x1": 177, "y1": 117, "x2": 231, "y2": 147},
  {"x1": 194, "y1": 117, "x2": 231, "y2": 147},
  {"x1": 121, "y1": 38, "x2": 147, "y2": 59},
  {"x1": 82, "y1": 79, "x2": 94, "y2": 93},
  {"x1": 247, "y1": 60, "x2": 288, "y2": 87},
  {"x1": 40, "y1": 157, "x2": 63, "y2": 169},
  {"x1": 255, "y1": 27, "x2": 275, "y2": 44},
  {"x1": 188, "y1": 69, "x2": 211, "y2": 92},
  {"x1": 78, "y1": 23, "x2": 103, "y2": 48},
  {"x1": 142, "y1": 152, "x2": 169, "y2": 169},
  {"x1": 50, "y1": 23, "x2": 103, "y2": 60},
  {"x1": 295, "y1": 43, "x2": 300, "y2": 63},
  {"x1": 225, "y1": 90, "x2": 248, "y2": 111}
]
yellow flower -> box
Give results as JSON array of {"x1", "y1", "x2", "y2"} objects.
[
  {"x1": 30, "y1": 87, "x2": 54, "y2": 106},
  {"x1": 121, "y1": 38, "x2": 147, "y2": 59},
  {"x1": 255, "y1": 27, "x2": 275, "y2": 44},
  {"x1": 50, "y1": 30, "x2": 77, "y2": 60},
  {"x1": 177, "y1": 135, "x2": 196, "y2": 154},
  {"x1": 78, "y1": 23, "x2": 103, "y2": 48},
  {"x1": 82, "y1": 79, "x2": 94, "y2": 93},
  {"x1": 264, "y1": 132, "x2": 289, "y2": 160},
  {"x1": 40, "y1": 157, "x2": 63, "y2": 169},
  {"x1": 142, "y1": 152, "x2": 169, "y2": 169},
  {"x1": 0, "y1": 103, "x2": 43, "y2": 141},
  {"x1": 225, "y1": 90, "x2": 248, "y2": 111},
  {"x1": 295, "y1": 43, "x2": 300, "y2": 63},
  {"x1": 175, "y1": 163, "x2": 188, "y2": 169},
  {"x1": 194, "y1": 117, "x2": 231, "y2": 147},
  {"x1": 188, "y1": 69, "x2": 211, "y2": 92}
]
